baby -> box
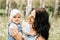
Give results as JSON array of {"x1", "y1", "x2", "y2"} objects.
[{"x1": 8, "y1": 9, "x2": 24, "y2": 40}]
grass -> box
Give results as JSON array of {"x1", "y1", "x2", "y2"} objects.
[
  {"x1": 0, "y1": 15, "x2": 60, "y2": 40},
  {"x1": 48, "y1": 17, "x2": 60, "y2": 40},
  {"x1": 0, "y1": 16, "x2": 8, "y2": 40}
]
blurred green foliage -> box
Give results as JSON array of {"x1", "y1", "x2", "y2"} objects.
[
  {"x1": 0, "y1": 0, "x2": 59, "y2": 15},
  {"x1": 0, "y1": 0, "x2": 60, "y2": 40},
  {"x1": 0, "y1": 0, "x2": 6, "y2": 9}
]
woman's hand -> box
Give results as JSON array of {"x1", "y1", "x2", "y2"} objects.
[
  {"x1": 10, "y1": 26, "x2": 18, "y2": 37},
  {"x1": 10, "y1": 26, "x2": 24, "y2": 40}
]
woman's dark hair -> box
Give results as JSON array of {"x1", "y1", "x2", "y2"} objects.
[
  {"x1": 28, "y1": 8, "x2": 35, "y2": 16},
  {"x1": 32, "y1": 8, "x2": 50, "y2": 40}
]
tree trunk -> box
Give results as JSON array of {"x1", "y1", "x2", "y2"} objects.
[
  {"x1": 40, "y1": 0, "x2": 45, "y2": 8},
  {"x1": 8, "y1": 0, "x2": 14, "y2": 16},
  {"x1": 26, "y1": 0, "x2": 32, "y2": 17},
  {"x1": 54, "y1": 0, "x2": 59, "y2": 18},
  {"x1": 6, "y1": 0, "x2": 9, "y2": 16}
]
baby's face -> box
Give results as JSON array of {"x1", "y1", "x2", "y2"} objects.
[{"x1": 12, "y1": 13, "x2": 21, "y2": 24}]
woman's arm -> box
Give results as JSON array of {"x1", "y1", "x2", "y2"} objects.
[
  {"x1": 14, "y1": 32, "x2": 23, "y2": 40},
  {"x1": 10, "y1": 26, "x2": 23, "y2": 40}
]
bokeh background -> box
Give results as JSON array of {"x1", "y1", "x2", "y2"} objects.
[{"x1": 0, "y1": 0, "x2": 60, "y2": 40}]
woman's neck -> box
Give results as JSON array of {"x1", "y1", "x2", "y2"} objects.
[{"x1": 30, "y1": 24, "x2": 37, "y2": 35}]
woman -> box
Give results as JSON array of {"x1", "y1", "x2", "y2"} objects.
[
  {"x1": 10, "y1": 8, "x2": 50, "y2": 40},
  {"x1": 32, "y1": 8, "x2": 50, "y2": 40},
  {"x1": 8, "y1": 9, "x2": 24, "y2": 40}
]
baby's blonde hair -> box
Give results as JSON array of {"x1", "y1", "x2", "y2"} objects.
[{"x1": 9, "y1": 9, "x2": 22, "y2": 21}]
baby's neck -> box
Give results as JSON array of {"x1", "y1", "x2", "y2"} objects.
[{"x1": 11, "y1": 21, "x2": 20, "y2": 25}]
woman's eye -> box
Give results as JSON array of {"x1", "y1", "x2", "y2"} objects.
[
  {"x1": 31, "y1": 16, "x2": 33, "y2": 18},
  {"x1": 31, "y1": 16, "x2": 34, "y2": 18}
]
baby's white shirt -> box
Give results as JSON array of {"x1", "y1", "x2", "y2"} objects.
[{"x1": 9, "y1": 23, "x2": 18, "y2": 33}]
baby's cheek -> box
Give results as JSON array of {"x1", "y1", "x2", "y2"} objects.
[{"x1": 19, "y1": 19, "x2": 21, "y2": 22}]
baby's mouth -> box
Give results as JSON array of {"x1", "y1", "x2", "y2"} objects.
[{"x1": 15, "y1": 20, "x2": 19, "y2": 22}]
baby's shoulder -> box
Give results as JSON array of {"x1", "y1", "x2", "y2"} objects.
[{"x1": 9, "y1": 23, "x2": 17, "y2": 29}]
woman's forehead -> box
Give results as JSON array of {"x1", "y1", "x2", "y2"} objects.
[
  {"x1": 31, "y1": 10, "x2": 35, "y2": 17},
  {"x1": 31, "y1": 10, "x2": 35, "y2": 14},
  {"x1": 28, "y1": 10, "x2": 36, "y2": 18}
]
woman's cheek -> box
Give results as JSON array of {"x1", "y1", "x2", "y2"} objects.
[
  {"x1": 29, "y1": 18, "x2": 31, "y2": 22},
  {"x1": 31, "y1": 18, "x2": 34, "y2": 23}
]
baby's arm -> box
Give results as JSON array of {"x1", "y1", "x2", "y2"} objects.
[
  {"x1": 22, "y1": 22, "x2": 36, "y2": 36},
  {"x1": 23, "y1": 30, "x2": 35, "y2": 36}
]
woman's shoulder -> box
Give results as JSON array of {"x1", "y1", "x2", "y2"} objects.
[
  {"x1": 36, "y1": 35, "x2": 45, "y2": 40},
  {"x1": 8, "y1": 22, "x2": 17, "y2": 29}
]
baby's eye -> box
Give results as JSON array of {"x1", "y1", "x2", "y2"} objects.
[
  {"x1": 31, "y1": 16, "x2": 33, "y2": 18},
  {"x1": 13, "y1": 16, "x2": 16, "y2": 18},
  {"x1": 18, "y1": 16, "x2": 21, "y2": 18}
]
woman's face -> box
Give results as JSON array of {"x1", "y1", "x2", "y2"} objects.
[
  {"x1": 28, "y1": 10, "x2": 35, "y2": 24},
  {"x1": 12, "y1": 13, "x2": 21, "y2": 24}
]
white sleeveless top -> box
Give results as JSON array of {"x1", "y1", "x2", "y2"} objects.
[{"x1": 23, "y1": 22, "x2": 38, "y2": 40}]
